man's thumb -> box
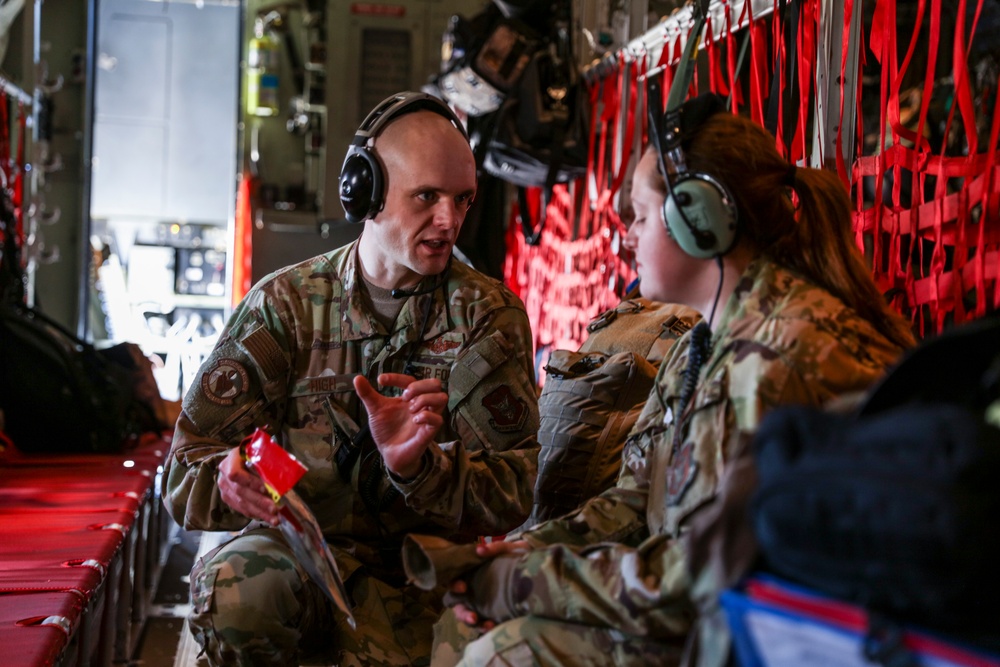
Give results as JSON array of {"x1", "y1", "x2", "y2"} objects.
[{"x1": 353, "y1": 374, "x2": 378, "y2": 409}]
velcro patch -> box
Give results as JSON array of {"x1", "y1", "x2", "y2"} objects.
[
  {"x1": 482, "y1": 385, "x2": 528, "y2": 433},
  {"x1": 201, "y1": 358, "x2": 250, "y2": 406}
]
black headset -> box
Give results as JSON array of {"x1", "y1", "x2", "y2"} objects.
[
  {"x1": 645, "y1": 1, "x2": 738, "y2": 259},
  {"x1": 339, "y1": 92, "x2": 470, "y2": 224}
]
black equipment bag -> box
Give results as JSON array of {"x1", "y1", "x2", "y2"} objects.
[
  {"x1": 481, "y1": 0, "x2": 589, "y2": 245},
  {"x1": 437, "y1": 4, "x2": 542, "y2": 117},
  {"x1": 482, "y1": 44, "x2": 589, "y2": 191},
  {"x1": 0, "y1": 303, "x2": 151, "y2": 453},
  {"x1": 750, "y1": 315, "x2": 1000, "y2": 640}
]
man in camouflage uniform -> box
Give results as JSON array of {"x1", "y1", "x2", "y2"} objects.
[
  {"x1": 432, "y1": 104, "x2": 913, "y2": 665},
  {"x1": 162, "y1": 93, "x2": 539, "y2": 666}
]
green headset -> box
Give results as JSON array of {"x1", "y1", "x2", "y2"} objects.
[
  {"x1": 339, "y1": 92, "x2": 469, "y2": 224},
  {"x1": 646, "y1": 0, "x2": 738, "y2": 259}
]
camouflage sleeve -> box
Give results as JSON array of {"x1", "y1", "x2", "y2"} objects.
[
  {"x1": 391, "y1": 305, "x2": 540, "y2": 536},
  {"x1": 162, "y1": 291, "x2": 292, "y2": 531},
  {"x1": 466, "y1": 534, "x2": 697, "y2": 637},
  {"x1": 468, "y1": 311, "x2": 904, "y2": 633}
]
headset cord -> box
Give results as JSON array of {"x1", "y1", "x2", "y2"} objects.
[
  {"x1": 672, "y1": 320, "x2": 712, "y2": 457},
  {"x1": 671, "y1": 256, "x2": 725, "y2": 456}
]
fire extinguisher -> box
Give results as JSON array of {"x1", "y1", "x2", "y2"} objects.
[{"x1": 247, "y1": 13, "x2": 281, "y2": 117}]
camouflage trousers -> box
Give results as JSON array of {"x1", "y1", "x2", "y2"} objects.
[
  {"x1": 431, "y1": 608, "x2": 685, "y2": 666},
  {"x1": 189, "y1": 527, "x2": 441, "y2": 666}
]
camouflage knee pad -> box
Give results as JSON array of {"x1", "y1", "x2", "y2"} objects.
[{"x1": 188, "y1": 528, "x2": 331, "y2": 666}]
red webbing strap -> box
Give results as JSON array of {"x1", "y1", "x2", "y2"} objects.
[
  {"x1": 706, "y1": 13, "x2": 728, "y2": 97},
  {"x1": 864, "y1": 0, "x2": 896, "y2": 292},
  {"x1": 979, "y1": 77, "x2": 1000, "y2": 314},
  {"x1": 747, "y1": 3, "x2": 770, "y2": 125},
  {"x1": 580, "y1": 75, "x2": 601, "y2": 236},
  {"x1": 887, "y1": 0, "x2": 930, "y2": 154},
  {"x1": 504, "y1": 51, "x2": 639, "y2": 362},
  {"x1": 916, "y1": 0, "x2": 940, "y2": 331},
  {"x1": 725, "y1": 2, "x2": 745, "y2": 113},
  {"x1": 576, "y1": 76, "x2": 603, "y2": 241},
  {"x1": 950, "y1": 0, "x2": 979, "y2": 156},
  {"x1": 638, "y1": 48, "x2": 650, "y2": 152},
  {"x1": 0, "y1": 93, "x2": 9, "y2": 190},
  {"x1": 659, "y1": 30, "x2": 681, "y2": 111},
  {"x1": 14, "y1": 103, "x2": 25, "y2": 238},
  {"x1": 768, "y1": 0, "x2": 790, "y2": 158},
  {"x1": 503, "y1": 202, "x2": 525, "y2": 302},
  {"x1": 581, "y1": 73, "x2": 613, "y2": 243},
  {"x1": 854, "y1": 152, "x2": 1000, "y2": 284},
  {"x1": 790, "y1": 0, "x2": 817, "y2": 165},
  {"x1": 852, "y1": 0, "x2": 999, "y2": 332},
  {"x1": 837, "y1": 0, "x2": 858, "y2": 186},
  {"x1": 929, "y1": 0, "x2": 979, "y2": 327},
  {"x1": 597, "y1": 72, "x2": 618, "y2": 195},
  {"x1": 608, "y1": 57, "x2": 637, "y2": 196}
]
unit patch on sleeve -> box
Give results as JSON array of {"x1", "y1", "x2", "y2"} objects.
[
  {"x1": 481, "y1": 385, "x2": 528, "y2": 433},
  {"x1": 202, "y1": 358, "x2": 250, "y2": 406}
]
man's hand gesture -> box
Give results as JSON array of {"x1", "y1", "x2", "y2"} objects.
[{"x1": 354, "y1": 373, "x2": 449, "y2": 479}]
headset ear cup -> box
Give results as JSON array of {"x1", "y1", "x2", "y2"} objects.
[
  {"x1": 340, "y1": 149, "x2": 382, "y2": 223},
  {"x1": 663, "y1": 176, "x2": 738, "y2": 259}
]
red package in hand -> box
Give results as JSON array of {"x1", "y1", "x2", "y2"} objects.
[{"x1": 241, "y1": 428, "x2": 307, "y2": 502}]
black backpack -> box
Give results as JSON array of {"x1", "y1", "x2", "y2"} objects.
[
  {"x1": 480, "y1": 1, "x2": 589, "y2": 245},
  {"x1": 0, "y1": 303, "x2": 153, "y2": 453},
  {"x1": 750, "y1": 315, "x2": 1000, "y2": 643}
]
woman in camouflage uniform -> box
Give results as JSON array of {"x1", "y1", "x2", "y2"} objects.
[
  {"x1": 162, "y1": 93, "x2": 540, "y2": 667},
  {"x1": 432, "y1": 95, "x2": 915, "y2": 665}
]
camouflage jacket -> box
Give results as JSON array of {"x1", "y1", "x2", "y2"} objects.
[
  {"x1": 163, "y1": 240, "x2": 539, "y2": 580},
  {"x1": 485, "y1": 259, "x2": 906, "y2": 636}
]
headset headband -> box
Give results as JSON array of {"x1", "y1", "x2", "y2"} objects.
[
  {"x1": 340, "y1": 92, "x2": 469, "y2": 223},
  {"x1": 352, "y1": 92, "x2": 468, "y2": 147}
]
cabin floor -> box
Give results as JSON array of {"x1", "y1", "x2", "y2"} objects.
[{"x1": 131, "y1": 527, "x2": 219, "y2": 667}]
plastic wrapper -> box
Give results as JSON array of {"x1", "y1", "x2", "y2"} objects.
[{"x1": 242, "y1": 429, "x2": 355, "y2": 628}]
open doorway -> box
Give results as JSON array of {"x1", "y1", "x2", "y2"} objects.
[{"x1": 88, "y1": 0, "x2": 240, "y2": 401}]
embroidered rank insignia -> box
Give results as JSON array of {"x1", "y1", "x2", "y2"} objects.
[
  {"x1": 482, "y1": 385, "x2": 528, "y2": 433},
  {"x1": 665, "y1": 440, "x2": 699, "y2": 506},
  {"x1": 202, "y1": 358, "x2": 250, "y2": 406}
]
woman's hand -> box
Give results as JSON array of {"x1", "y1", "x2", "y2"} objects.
[{"x1": 447, "y1": 539, "x2": 531, "y2": 627}]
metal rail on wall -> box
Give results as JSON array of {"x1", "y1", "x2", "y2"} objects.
[
  {"x1": 0, "y1": 72, "x2": 32, "y2": 105},
  {"x1": 582, "y1": 0, "x2": 861, "y2": 170}
]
